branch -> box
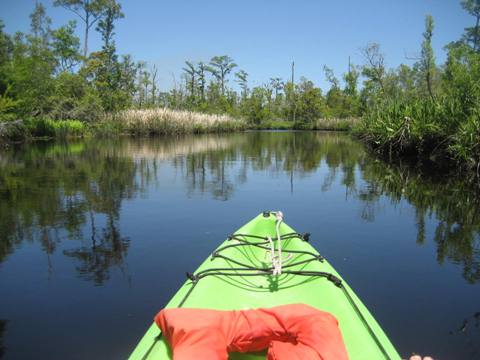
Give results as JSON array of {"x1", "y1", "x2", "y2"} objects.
[
  {"x1": 87, "y1": 15, "x2": 102, "y2": 29},
  {"x1": 61, "y1": 5, "x2": 86, "y2": 22}
]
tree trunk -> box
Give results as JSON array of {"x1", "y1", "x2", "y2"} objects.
[
  {"x1": 84, "y1": 12, "x2": 89, "y2": 58},
  {"x1": 474, "y1": 15, "x2": 480, "y2": 51},
  {"x1": 221, "y1": 70, "x2": 225, "y2": 96},
  {"x1": 426, "y1": 70, "x2": 434, "y2": 101},
  {"x1": 291, "y1": 61, "x2": 296, "y2": 123}
]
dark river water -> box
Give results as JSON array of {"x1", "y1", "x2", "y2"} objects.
[{"x1": 0, "y1": 131, "x2": 479, "y2": 359}]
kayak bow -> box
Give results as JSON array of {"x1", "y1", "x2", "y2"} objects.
[{"x1": 130, "y1": 211, "x2": 400, "y2": 360}]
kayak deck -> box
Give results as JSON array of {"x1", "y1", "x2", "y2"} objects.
[{"x1": 130, "y1": 212, "x2": 400, "y2": 360}]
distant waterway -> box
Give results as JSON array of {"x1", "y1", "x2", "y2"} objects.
[{"x1": 0, "y1": 131, "x2": 479, "y2": 359}]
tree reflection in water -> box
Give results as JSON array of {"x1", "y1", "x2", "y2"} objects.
[
  {"x1": 359, "y1": 160, "x2": 480, "y2": 284},
  {"x1": 0, "y1": 319, "x2": 6, "y2": 358},
  {"x1": 0, "y1": 132, "x2": 479, "y2": 285}
]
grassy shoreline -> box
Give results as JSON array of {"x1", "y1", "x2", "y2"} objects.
[
  {"x1": 0, "y1": 108, "x2": 247, "y2": 144},
  {"x1": 251, "y1": 118, "x2": 359, "y2": 131},
  {"x1": 1, "y1": 108, "x2": 478, "y2": 180},
  {"x1": 352, "y1": 99, "x2": 480, "y2": 178},
  {"x1": 0, "y1": 109, "x2": 359, "y2": 144}
]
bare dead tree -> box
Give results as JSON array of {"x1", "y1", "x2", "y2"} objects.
[{"x1": 361, "y1": 43, "x2": 386, "y2": 91}]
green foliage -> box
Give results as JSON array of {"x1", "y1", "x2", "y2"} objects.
[
  {"x1": 24, "y1": 117, "x2": 56, "y2": 137},
  {"x1": 0, "y1": 87, "x2": 19, "y2": 121},
  {"x1": 0, "y1": 0, "x2": 131, "y2": 127},
  {"x1": 242, "y1": 87, "x2": 271, "y2": 125},
  {"x1": 0, "y1": 0, "x2": 478, "y2": 178},
  {"x1": 442, "y1": 43, "x2": 480, "y2": 117},
  {"x1": 51, "y1": 20, "x2": 81, "y2": 72},
  {"x1": 53, "y1": 0, "x2": 114, "y2": 57},
  {"x1": 10, "y1": 31, "x2": 56, "y2": 116},
  {"x1": 461, "y1": 0, "x2": 480, "y2": 51},
  {"x1": 450, "y1": 110, "x2": 480, "y2": 170},
  {"x1": 207, "y1": 55, "x2": 237, "y2": 95},
  {"x1": 235, "y1": 70, "x2": 248, "y2": 99},
  {"x1": 294, "y1": 78, "x2": 325, "y2": 123},
  {"x1": 29, "y1": 2, "x2": 51, "y2": 44},
  {"x1": 355, "y1": 98, "x2": 444, "y2": 153},
  {"x1": 52, "y1": 119, "x2": 86, "y2": 137},
  {"x1": 23, "y1": 117, "x2": 87, "y2": 138},
  {"x1": 252, "y1": 119, "x2": 294, "y2": 130},
  {"x1": 311, "y1": 118, "x2": 359, "y2": 131},
  {"x1": 355, "y1": 6, "x2": 480, "y2": 176},
  {"x1": 49, "y1": 71, "x2": 103, "y2": 121},
  {"x1": 419, "y1": 15, "x2": 436, "y2": 99}
]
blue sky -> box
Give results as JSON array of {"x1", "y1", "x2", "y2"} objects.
[{"x1": 0, "y1": 0, "x2": 474, "y2": 91}]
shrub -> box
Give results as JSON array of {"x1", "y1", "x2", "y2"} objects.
[
  {"x1": 24, "y1": 118, "x2": 56, "y2": 138},
  {"x1": 0, "y1": 120, "x2": 28, "y2": 142},
  {"x1": 52, "y1": 120, "x2": 86, "y2": 138},
  {"x1": 0, "y1": 93, "x2": 19, "y2": 122},
  {"x1": 450, "y1": 110, "x2": 480, "y2": 172}
]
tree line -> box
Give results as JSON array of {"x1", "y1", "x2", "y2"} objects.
[
  {"x1": 0, "y1": 0, "x2": 479, "y2": 158},
  {"x1": 0, "y1": 0, "x2": 136, "y2": 123},
  {"x1": 356, "y1": 1, "x2": 480, "y2": 174}
]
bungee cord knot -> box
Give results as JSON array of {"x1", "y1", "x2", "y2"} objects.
[{"x1": 265, "y1": 210, "x2": 292, "y2": 276}]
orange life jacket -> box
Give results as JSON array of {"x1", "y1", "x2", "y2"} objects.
[{"x1": 155, "y1": 303, "x2": 349, "y2": 359}]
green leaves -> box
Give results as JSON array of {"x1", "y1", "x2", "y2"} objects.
[{"x1": 51, "y1": 20, "x2": 81, "y2": 72}]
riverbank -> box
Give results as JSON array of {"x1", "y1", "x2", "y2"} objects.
[
  {"x1": 0, "y1": 108, "x2": 246, "y2": 144},
  {"x1": 0, "y1": 109, "x2": 358, "y2": 144},
  {"x1": 253, "y1": 117, "x2": 359, "y2": 131},
  {"x1": 353, "y1": 98, "x2": 480, "y2": 178},
  {"x1": 1, "y1": 108, "x2": 478, "y2": 180}
]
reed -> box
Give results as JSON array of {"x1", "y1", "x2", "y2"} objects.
[
  {"x1": 108, "y1": 108, "x2": 246, "y2": 135},
  {"x1": 310, "y1": 117, "x2": 360, "y2": 131}
]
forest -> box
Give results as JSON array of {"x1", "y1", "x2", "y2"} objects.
[{"x1": 0, "y1": 0, "x2": 479, "y2": 175}]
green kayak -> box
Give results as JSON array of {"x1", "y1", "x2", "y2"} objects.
[{"x1": 130, "y1": 212, "x2": 401, "y2": 359}]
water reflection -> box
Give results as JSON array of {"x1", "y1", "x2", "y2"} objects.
[
  {"x1": 359, "y1": 160, "x2": 480, "y2": 284},
  {"x1": 0, "y1": 132, "x2": 479, "y2": 286},
  {"x1": 0, "y1": 319, "x2": 6, "y2": 358},
  {"x1": 63, "y1": 213, "x2": 130, "y2": 285},
  {"x1": 449, "y1": 311, "x2": 480, "y2": 359},
  {"x1": 0, "y1": 141, "x2": 140, "y2": 284},
  {"x1": 179, "y1": 132, "x2": 365, "y2": 200}
]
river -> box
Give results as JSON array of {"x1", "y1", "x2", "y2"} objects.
[{"x1": 0, "y1": 131, "x2": 479, "y2": 359}]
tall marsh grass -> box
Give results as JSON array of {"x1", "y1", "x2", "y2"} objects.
[
  {"x1": 354, "y1": 98, "x2": 480, "y2": 175},
  {"x1": 310, "y1": 117, "x2": 360, "y2": 131},
  {"x1": 108, "y1": 108, "x2": 246, "y2": 135}
]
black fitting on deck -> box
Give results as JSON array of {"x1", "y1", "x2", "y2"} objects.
[
  {"x1": 186, "y1": 272, "x2": 198, "y2": 283},
  {"x1": 211, "y1": 251, "x2": 218, "y2": 260},
  {"x1": 327, "y1": 274, "x2": 342, "y2": 288},
  {"x1": 302, "y1": 233, "x2": 311, "y2": 242},
  {"x1": 262, "y1": 211, "x2": 270, "y2": 217}
]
